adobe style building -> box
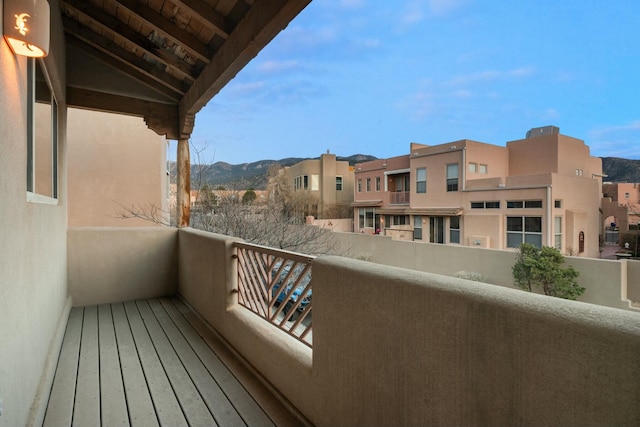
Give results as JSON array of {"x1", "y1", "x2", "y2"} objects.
[
  {"x1": 67, "y1": 109, "x2": 169, "y2": 227},
  {"x1": 354, "y1": 127, "x2": 604, "y2": 257},
  {"x1": 274, "y1": 152, "x2": 354, "y2": 219},
  {"x1": 602, "y1": 182, "x2": 640, "y2": 241}
]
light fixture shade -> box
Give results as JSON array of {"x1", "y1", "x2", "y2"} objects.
[{"x1": 4, "y1": 0, "x2": 50, "y2": 57}]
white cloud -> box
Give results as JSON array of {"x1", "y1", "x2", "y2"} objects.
[
  {"x1": 257, "y1": 60, "x2": 300, "y2": 74},
  {"x1": 399, "y1": 0, "x2": 469, "y2": 24},
  {"x1": 445, "y1": 67, "x2": 535, "y2": 86},
  {"x1": 588, "y1": 121, "x2": 640, "y2": 159}
]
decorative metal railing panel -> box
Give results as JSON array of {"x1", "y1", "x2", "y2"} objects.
[{"x1": 234, "y1": 242, "x2": 314, "y2": 347}]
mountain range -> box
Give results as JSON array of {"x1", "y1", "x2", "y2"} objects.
[{"x1": 171, "y1": 156, "x2": 640, "y2": 190}]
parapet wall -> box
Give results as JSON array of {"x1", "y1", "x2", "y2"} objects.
[
  {"x1": 332, "y1": 231, "x2": 639, "y2": 311},
  {"x1": 177, "y1": 228, "x2": 640, "y2": 426}
]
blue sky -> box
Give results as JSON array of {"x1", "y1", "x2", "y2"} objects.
[{"x1": 183, "y1": 0, "x2": 640, "y2": 164}]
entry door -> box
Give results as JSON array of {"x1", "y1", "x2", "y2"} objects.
[{"x1": 430, "y1": 217, "x2": 444, "y2": 243}]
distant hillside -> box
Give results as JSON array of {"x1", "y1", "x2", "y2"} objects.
[
  {"x1": 170, "y1": 155, "x2": 639, "y2": 190},
  {"x1": 601, "y1": 157, "x2": 640, "y2": 183},
  {"x1": 170, "y1": 154, "x2": 378, "y2": 190}
]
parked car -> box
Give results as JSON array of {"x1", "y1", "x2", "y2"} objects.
[{"x1": 271, "y1": 261, "x2": 312, "y2": 321}]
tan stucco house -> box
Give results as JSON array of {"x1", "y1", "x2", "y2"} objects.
[
  {"x1": 273, "y1": 152, "x2": 355, "y2": 219},
  {"x1": 602, "y1": 181, "x2": 640, "y2": 242},
  {"x1": 354, "y1": 126, "x2": 604, "y2": 257}
]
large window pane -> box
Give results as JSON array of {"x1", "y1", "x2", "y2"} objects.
[
  {"x1": 525, "y1": 234, "x2": 542, "y2": 247},
  {"x1": 507, "y1": 216, "x2": 523, "y2": 232},
  {"x1": 525, "y1": 217, "x2": 542, "y2": 233}
]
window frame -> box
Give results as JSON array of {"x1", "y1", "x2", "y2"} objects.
[
  {"x1": 27, "y1": 58, "x2": 59, "y2": 204},
  {"x1": 416, "y1": 167, "x2": 426, "y2": 193},
  {"x1": 507, "y1": 216, "x2": 543, "y2": 248},
  {"x1": 449, "y1": 216, "x2": 460, "y2": 244},
  {"x1": 446, "y1": 163, "x2": 459, "y2": 192},
  {"x1": 336, "y1": 176, "x2": 343, "y2": 191}
]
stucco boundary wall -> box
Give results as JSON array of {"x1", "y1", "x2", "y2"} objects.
[
  {"x1": 331, "y1": 232, "x2": 640, "y2": 311},
  {"x1": 67, "y1": 227, "x2": 179, "y2": 306},
  {"x1": 176, "y1": 228, "x2": 640, "y2": 426}
]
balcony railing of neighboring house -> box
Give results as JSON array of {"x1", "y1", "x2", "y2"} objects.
[
  {"x1": 234, "y1": 242, "x2": 313, "y2": 347},
  {"x1": 390, "y1": 191, "x2": 410, "y2": 204}
]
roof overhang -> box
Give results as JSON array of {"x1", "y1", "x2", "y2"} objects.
[
  {"x1": 61, "y1": 0, "x2": 312, "y2": 139},
  {"x1": 377, "y1": 207, "x2": 464, "y2": 216},
  {"x1": 352, "y1": 200, "x2": 384, "y2": 208}
]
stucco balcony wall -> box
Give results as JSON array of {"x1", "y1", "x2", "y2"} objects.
[
  {"x1": 311, "y1": 256, "x2": 640, "y2": 426},
  {"x1": 67, "y1": 227, "x2": 179, "y2": 306},
  {"x1": 65, "y1": 227, "x2": 640, "y2": 426}
]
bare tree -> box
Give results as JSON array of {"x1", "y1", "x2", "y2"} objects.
[{"x1": 118, "y1": 146, "x2": 345, "y2": 256}]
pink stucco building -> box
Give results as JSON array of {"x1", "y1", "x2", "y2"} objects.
[{"x1": 354, "y1": 127, "x2": 603, "y2": 258}]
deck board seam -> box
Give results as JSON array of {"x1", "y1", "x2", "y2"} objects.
[
  {"x1": 136, "y1": 299, "x2": 204, "y2": 425},
  {"x1": 108, "y1": 303, "x2": 133, "y2": 426},
  {"x1": 161, "y1": 297, "x2": 265, "y2": 426},
  {"x1": 145, "y1": 298, "x2": 220, "y2": 426},
  {"x1": 119, "y1": 301, "x2": 161, "y2": 427}
]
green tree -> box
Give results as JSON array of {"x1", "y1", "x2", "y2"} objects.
[
  {"x1": 242, "y1": 188, "x2": 257, "y2": 205},
  {"x1": 512, "y1": 243, "x2": 584, "y2": 300}
]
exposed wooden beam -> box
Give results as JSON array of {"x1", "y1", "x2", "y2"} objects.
[
  {"x1": 171, "y1": 0, "x2": 230, "y2": 40},
  {"x1": 62, "y1": 0, "x2": 199, "y2": 80},
  {"x1": 179, "y1": 0, "x2": 311, "y2": 129},
  {"x1": 66, "y1": 35, "x2": 183, "y2": 102},
  {"x1": 67, "y1": 87, "x2": 179, "y2": 139},
  {"x1": 64, "y1": 17, "x2": 189, "y2": 96},
  {"x1": 111, "y1": 0, "x2": 212, "y2": 63}
]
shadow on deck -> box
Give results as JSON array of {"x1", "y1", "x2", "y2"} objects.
[{"x1": 43, "y1": 297, "x2": 300, "y2": 427}]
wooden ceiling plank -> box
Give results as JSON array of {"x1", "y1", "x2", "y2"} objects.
[
  {"x1": 170, "y1": 0, "x2": 230, "y2": 39},
  {"x1": 67, "y1": 34, "x2": 182, "y2": 102},
  {"x1": 111, "y1": 0, "x2": 212, "y2": 63},
  {"x1": 179, "y1": 0, "x2": 311, "y2": 118},
  {"x1": 63, "y1": 0, "x2": 199, "y2": 80},
  {"x1": 64, "y1": 16, "x2": 189, "y2": 95}
]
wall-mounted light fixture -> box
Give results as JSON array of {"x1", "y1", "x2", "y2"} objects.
[{"x1": 4, "y1": 0, "x2": 50, "y2": 57}]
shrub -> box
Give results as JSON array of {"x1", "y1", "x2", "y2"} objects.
[{"x1": 512, "y1": 243, "x2": 584, "y2": 300}]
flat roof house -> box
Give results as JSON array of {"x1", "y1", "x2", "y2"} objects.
[
  {"x1": 354, "y1": 127, "x2": 604, "y2": 258},
  {"x1": 274, "y1": 152, "x2": 355, "y2": 219},
  {"x1": 1, "y1": 2, "x2": 639, "y2": 426}
]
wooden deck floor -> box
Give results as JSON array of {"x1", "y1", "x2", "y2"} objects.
[{"x1": 43, "y1": 297, "x2": 301, "y2": 427}]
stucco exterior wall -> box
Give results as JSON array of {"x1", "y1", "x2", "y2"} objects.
[
  {"x1": 67, "y1": 109, "x2": 168, "y2": 227},
  {"x1": 311, "y1": 256, "x2": 640, "y2": 426},
  {"x1": 283, "y1": 153, "x2": 354, "y2": 218},
  {"x1": 177, "y1": 229, "x2": 640, "y2": 426},
  {"x1": 67, "y1": 228, "x2": 178, "y2": 306},
  {"x1": 0, "y1": 2, "x2": 70, "y2": 425},
  {"x1": 332, "y1": 231, "x2": 639, "y2": 311}
]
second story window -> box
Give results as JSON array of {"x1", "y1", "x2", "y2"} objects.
[
  {"x1": 416, "y1": 168, "x2": 426, "y2": 193},
  {"x1": 366, "y1": 178, "x2": 371, "y2": 191},
  {"x1": 446, "y1": 164, "x2": 458, "y2": 192},
  {"x1": 336, "y1": 176, "x2": 343, "y2": 191},
  {"x1": 357, "y1": 179, "x2": 362, "y2": 192},
  {"x1": 375, "y1": 176, "x2": 381, "y2": 191}
]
